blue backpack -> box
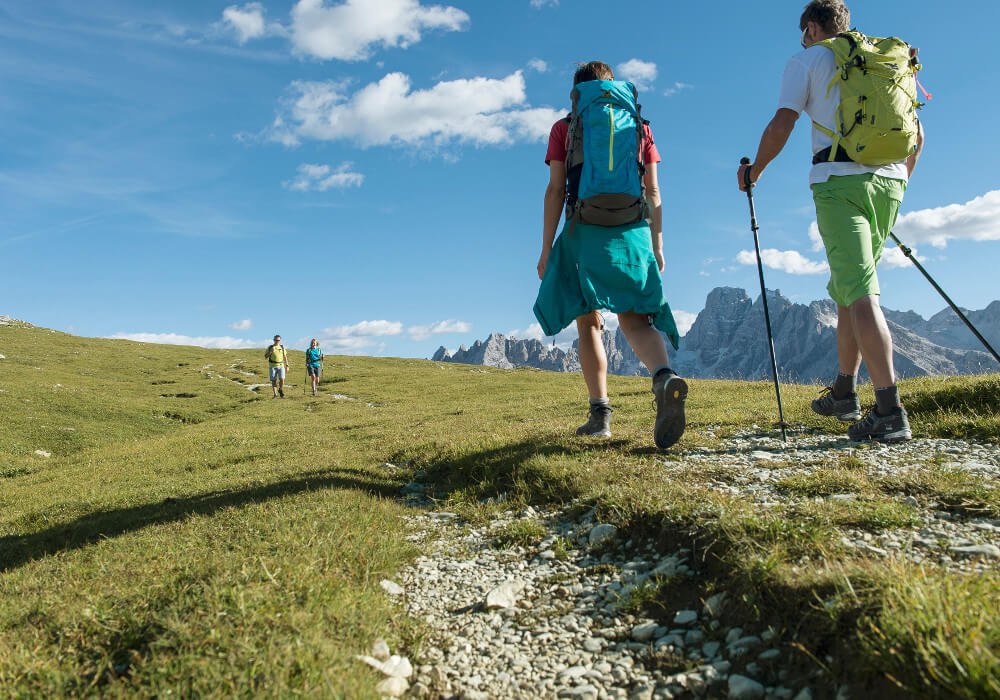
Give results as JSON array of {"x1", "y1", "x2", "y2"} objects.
[{"x1": 565, "y1": 80, "x2": 648, "y2": 228}]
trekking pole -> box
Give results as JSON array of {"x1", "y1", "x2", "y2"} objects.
[
  {"x1": 890, "y1": 232, "x2": 1000, "y2": 364},
  {"x1": 740, "y1": 157, "x2": 788, "y2": 441}
]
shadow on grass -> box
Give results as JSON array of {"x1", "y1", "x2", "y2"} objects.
[
  {"x1": 417, "y1": 436, "x2": 632, "y2": 505},
  {"x1": 0, "y1": 467, "x2": 403, "y2": 574}
]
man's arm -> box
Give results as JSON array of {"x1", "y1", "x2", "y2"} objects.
[
  {"x1": 538, "y1": 160, "x2": 566, "y2": 280},
  {"x1": 738, "y1": 108, "x2": 800, "y2": 191},
  {"x1": 643, "y1": 162, "x2": 664, "y2": 272},
  {"x1": 906, "y1": 120, "x2": 924, "y2": 178}
]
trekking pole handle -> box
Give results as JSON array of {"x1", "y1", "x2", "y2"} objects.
[{"x1": 740, "y1": 157, "x2": 754, "y2": 190}]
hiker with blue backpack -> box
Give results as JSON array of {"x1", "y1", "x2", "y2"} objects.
[
  {"x1": 534, "y1": 61, "x2": 688, "y2": 449},
  {"x1": 738, "y1": 0, "x2": 925, "y2": 442}
]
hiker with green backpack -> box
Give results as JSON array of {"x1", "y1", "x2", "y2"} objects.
[
  {"x1": 738, "y1": 0, "x2": 925, "y2": 442},
  {"x1": 534, "y1": 61, "x2": 688, "y2": 449}
]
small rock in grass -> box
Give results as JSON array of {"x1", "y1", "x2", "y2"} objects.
[
  {"x1": 703, "y1": 591, "x2": 727, "y2": 617},
  {"x1": 34, "y1": 450, "x2": 51, "y2": 458},
  {"x1": 588, "y1": 523, "x2": 618, "y2": 548},
  {"x1": 371, "y1": 638, "x2": 391, "y2": 661},
  {"x1": 673, "y1": 609, "x2": 698, "y2": 626},
  {"x1": 380, "y1": 655, "x2": 413, "y2": 678},
  {"x1": 380, "y1": 579, "x2": 405, "y2": 596},
  {"x1": 949, "y1": 544, "x2": 1000, "y2": 559},
  {"x1": 485, "y1": 580, "x2": 525, "y2": 609},
  {"x1": 375, "y1": 676, "x2": 409, "y2": 697},
  {"x1": 727, "y1": 674, "x2": 765, "y2": 700},
  {"x1": 631, "y1": 621, "x2": 659, "y2": 642}
]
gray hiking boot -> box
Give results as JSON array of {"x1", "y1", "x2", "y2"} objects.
[
  {"x1": 577, "y1": 404, "x2": 612, "y2": 437},
  {"x1": 848, "y1": 406, "x2": 912, "y2": 443},
  {"x1": 653, "y1": 373, "x2": 688, "y2": 449},
  {"x1": 811, "y1": 387, "x2": 862, "y2": 422}
]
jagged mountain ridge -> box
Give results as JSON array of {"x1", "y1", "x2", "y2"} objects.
[{"x1": 432, "y1": 287, "x2": 1000, "y2": 382}]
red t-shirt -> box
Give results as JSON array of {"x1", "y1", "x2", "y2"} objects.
[{"x1": 544, "y1": 118, "x2": 660, "y2": 165}]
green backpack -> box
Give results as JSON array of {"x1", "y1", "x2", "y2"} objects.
[{"x1": 815, "y1": 31, "x2": 926, "y2": 167}]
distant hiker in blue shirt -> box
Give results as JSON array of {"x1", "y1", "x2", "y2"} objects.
[
  {"x1": 534, "y1": 61, "x2": 688, "y2": 449},
  {"x1": 305, "y1": 338, "x2": 323, "y2": 397}
]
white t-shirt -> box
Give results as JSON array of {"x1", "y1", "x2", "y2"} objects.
[{"x1": 778, "y1": 45, "x2": 908, "y2": 185}]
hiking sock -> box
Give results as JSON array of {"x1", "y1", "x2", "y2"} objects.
[
  {"x1": 874, "y1": 385, "x2": 902, "y2": 416},
  {"x1": 590, "y1": 397, "x2": 610, "y2": 408},
  {"x1": 832, "y1": 373, "x2": 856, "y2": 400}
]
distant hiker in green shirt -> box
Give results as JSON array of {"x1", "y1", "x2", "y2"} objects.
[
  {"x1": 305, "y1": 338, "x2": 323, "y2": 397},
  {"x1": 534, "y1": 60, "x2": 688, "y2": 449},
  {"x1": 738, "y1": 0, "x2": 923, "y2": 442},
  {"x1": 264, "y1": 334, "x2": 289, "y2": 399}
]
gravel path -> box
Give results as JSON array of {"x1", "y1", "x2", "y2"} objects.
[{"x1": 381, "y1": 431, "x2": 998, "y2": 699}]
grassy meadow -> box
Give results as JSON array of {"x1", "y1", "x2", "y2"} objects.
[{"x1": 0, "y1": 321, "x2": 997, "y2": 697}]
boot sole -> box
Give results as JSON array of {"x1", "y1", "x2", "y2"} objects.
[
  {"x1": 850, "y1": 428, "x2": 912, "y2": 444},
  {"x1": 811, "y1": 404, "x2": 861, "y2": 422},
  {"x1": 654, "y1": 376, "x2": 688, "y2": 449}
]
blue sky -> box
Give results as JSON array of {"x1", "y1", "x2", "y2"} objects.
[{"x1": 2, "y1": 0, "x2": 998, "y2": 357}]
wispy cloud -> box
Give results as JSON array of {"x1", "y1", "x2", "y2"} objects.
[
  {"x1": 284, "y1": 162, "x2": 364, "y2": 191},
  {"x1": 322, "y1": 320, "x2": 403, "y2": 337},
  {"x1": 230, "y1": 319, "x2": 253, "y2": 330},
  {"x1": 530, "y1": 0, "x2": 558, "y2": 7},
  {"x1": 269, "y1": 71, "x2": 563, "y2": 149},
  {"x1": 616, "y1": 58, "x2": 657, "y2": 91},
  {"x1": 663, "y1": 81, "x2": 693, "y2": 97},
  {"x1": 736, "y1": 248, "x2": 829, "y2": 275},
  {"x1": 408, "y1": 319, "x2": 471, "y2": 340},
  {"x1": 527, "y1": 58, "x2": 548, "y2": 73},
  {"x1": 109, "y1": 332, "x2": 259, "y2": 349}
]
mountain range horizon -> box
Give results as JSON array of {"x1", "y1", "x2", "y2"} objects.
[{"x1": 433, "y1": 286, "x2": 1000, "y2": 383}]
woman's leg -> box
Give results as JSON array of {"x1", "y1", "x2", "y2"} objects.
[
  {"x1": 576, "y1": 311, "x2": 608, "y2": 400},
  {"x1": 617, "y1": 311, "x2": 669, "y2": 373}
]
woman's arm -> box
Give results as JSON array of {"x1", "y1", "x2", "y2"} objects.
[
  {"x1": 643, "y1": 162, "x2": 664, "y2": 272},
  {"x1": 538, "y1": 160, "x2": 567, "y2": 280}
]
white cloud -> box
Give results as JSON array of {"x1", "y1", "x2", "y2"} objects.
[
  {"x1": 663, "y1": 81, "x2": 693, "y2": 97},
  {"x1": 109, "y1": 333, "x2": 259, "y2": 349},
  {"x1": 284, "y1": 162, "x2": 364, "y2": 191},
  {"x1": 530, "y1": 0, "x2": 558, "y2": 7},
  {"x1": 894, "y1": 189, "x2": 1000, "y2": 248},
  {"x1": 807, "y1": 220, "x2": 824, "y2": 251},
  {"x1": 616, "y1": 58, "x2": 657, "y2": 91},
  {"x1": 290, "y1": 0, "x2": 469, "y2": 61},
  {"x1": 408, "y1": 319, "x2": 471, "y2": 341},
  {"x1": 672, "y1": 310, "x2": 697, "y2": 336},
  {"x1": 736, "y1": 248, "x2": 829, "y2": 275},
  {"x1": 322, "y1": 320, "x2": 403, "y2": 337},
  {"x1": 222, "y1": 3, "x2": 267, "y2": 43},
  {"x1": 230, "y1": 318, "x2": 253, "y2": 330},
  {"x1": 527, "y1": 58, "x2": 548, "y2": 73},
  {"x1": 270, "y1": 71, "x2": 563, "y2": 149},
  {"x1": 881, "y1": 244, "x2": 922, "y2": 268}
]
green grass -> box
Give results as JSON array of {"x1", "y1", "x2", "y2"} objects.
[{"x1": 1, "y1": 323, "x2": 998, "y2": 697}]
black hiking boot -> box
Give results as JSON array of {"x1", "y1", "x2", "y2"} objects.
[
  {"x1": 577, "y1": 404, "x2": 612, "y2": 438},
  {"x1": 811, "y1": 387, "x2": 862, "y2": 422},
  {"x1": 653, "y1": 372, "x2": 687, "y2": 449},
  {"x1": 848, "y1": 406, "x2": 912, "y2": 443},
  {"x1": 279, "y1": 388, "x2": 285, "y2": 398}
]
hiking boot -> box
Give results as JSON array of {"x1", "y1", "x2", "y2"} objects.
[
  {"x1": 279, "y1": 389, "x2": 285, "y2": 398},
  {"x1": 848, "y1": 406, "x2": 912, "y2": 443},
  {"x1": 576, "y1": 404, "x2": 612, "y2": 437},
  {"x1": 653, "y1": 373, "x2": 688, "y2": 449},
  {"x1": 811, "y1": 387, "x2": 862, "y2": 422}
]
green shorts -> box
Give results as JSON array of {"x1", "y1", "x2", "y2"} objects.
[
  {"x1": 811, "y1": 173, "x2": 906, "y2": 308},
  {"x1": 533, "y1": 219, "x2": 680, "y2": 350}
]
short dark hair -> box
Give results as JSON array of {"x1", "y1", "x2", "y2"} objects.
[
  {"x1": 800, "y1": 0, "x2": 850, "y2": 33},
  {"x1": 573, "y1": 61, "x2": 614, "y2": 86}
]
